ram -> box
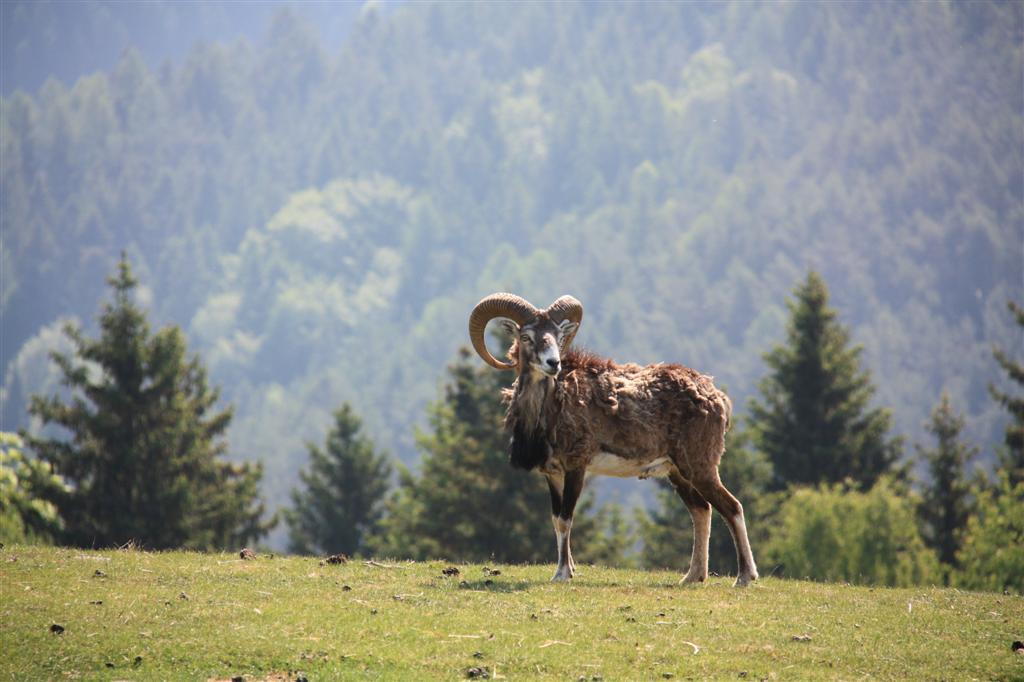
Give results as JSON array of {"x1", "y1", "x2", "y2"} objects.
[{"x1": 468, "y1": 293, "x2": 758, "y2": 586}]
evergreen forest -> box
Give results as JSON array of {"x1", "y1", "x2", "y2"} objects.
[{"x1": 2, "y1": 1, "x2": 1021, "y2": 558}]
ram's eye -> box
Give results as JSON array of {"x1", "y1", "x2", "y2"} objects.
[{"x1": 520, "y1": 334, "x2": 532, "y2": 344}]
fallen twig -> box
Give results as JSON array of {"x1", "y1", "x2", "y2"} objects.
[
  {"x1": 392, "y1": 592, "x2": 424, "y2": 600},
  {"x1": 538, "y1": 640, "x2": 572, "y2": 648},
  {"x1": 365, "y1": 560, "x2": 408, "y2": 569},
  {"x1": 681, "y1": 640, "x2": 701, "y2": 654}
]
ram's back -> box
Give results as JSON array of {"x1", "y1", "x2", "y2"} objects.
[{"x1": 549, "y1": 350, "x2": 731, "y2": 474}]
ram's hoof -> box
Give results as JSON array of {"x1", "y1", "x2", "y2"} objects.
[
  {"x1": 734, "y1": 573, "x2": 757, "y2": 587},
  {"x1": 551, "y1": 566, "x2": 573, "y2": 582}
]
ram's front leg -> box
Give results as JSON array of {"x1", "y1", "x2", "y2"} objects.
[{"x1": 549, "y1": 469, "x2": 585, "y2": 582}]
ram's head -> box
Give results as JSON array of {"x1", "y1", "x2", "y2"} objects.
[{"x1": 468, "y1": 293, "x2": 583, "y2": 377}]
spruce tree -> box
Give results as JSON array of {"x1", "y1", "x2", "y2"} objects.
[
  {"x1": 285, "y1": 404, "x2": 392, "y2": 556},
  {"x1": 584, "y1": 502, "x2": 636, "y2": 568},
  {"x1": 748, "y1": 271, "x2": 902, "y2": 489},
  {"x1": 915, "y1": 393, "x2": 977, "y2": 571},
  {"x1": 637, "y1": 480, "x2": 692, "y2": 571},
  {"x1": 23, "y1": 255, "x2": 272, "y2": 550},
  {"x1": 366, "y1": 346, "x2": 597, "y2": 563},
  {"x1": 989, "y1": 300, "x2": 1024, "y2": 487}
]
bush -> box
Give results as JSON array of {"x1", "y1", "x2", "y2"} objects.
[
  {"x1": 765, "y1": 478, "x2": 939, "y2": 586},
  {"x1": 0, "y1": 433, "x2": 64, "y2": 545},
  {"x1": 954, "y1": 471, "x2": 1024, "y2": 594}
]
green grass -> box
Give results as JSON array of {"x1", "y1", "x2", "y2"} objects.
[{"x1": 1, "y1": 546, "x2": 1021, "y2": 680}]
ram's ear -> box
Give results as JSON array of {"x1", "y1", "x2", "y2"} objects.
[
  {"x1": 557, "y1": 320, "x2": 579, "y2": 341},
  {"x1": 499, "y1": 319, "x2": 520, "y2": 337}
]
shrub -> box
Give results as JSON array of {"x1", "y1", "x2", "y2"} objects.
[
  {"x1": 765, "y1": 478, "x2": 939, "y2": 586},
  {"x1": 954, "y1": 470, "x2": 1024, "y2": 594}
]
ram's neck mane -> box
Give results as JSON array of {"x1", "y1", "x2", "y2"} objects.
[
  {"x1": 511, "y1": 370, "x2": 548, "y2": 429},
  {"x1": 562, "y1": 347, "x2": 616, "y2": 373},
  {"x1": 507, "y1": 372, "x2": 549, "y2": 470},
  {"x1": 503, "y1": 347, "x2": 613, "y2": 472}
]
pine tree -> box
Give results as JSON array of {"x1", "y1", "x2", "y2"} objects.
[
  {"x1": 366, "y1": 346, "x2": 597, "y2": 563},
  {"x1": 748, "y1": 271, "x2": 902, "y2": 489},
  {"x1": 915, "y1": 393, "x2": 977, "y2": 572},
  {"x1": 989, "y1": 301, "x2": 1024, "y2": 488},
  {"x1": 582, "y1": 502, "x2": 636, "y2": 568},
  {"x1": 23, "y1": 255, "x2": 273, "y2": 550},
  {"x1": 285, "y1": 404, "x2": 392, "y2": 556},
  {"x1": 636, "y1": 477, "x2": 692, "y2": 571}
]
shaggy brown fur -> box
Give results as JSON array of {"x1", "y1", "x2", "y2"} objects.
[
  {"x1": 500, "y1": 340, "x2": 757, "y2": 586},
  {"x1": 503, "y1": 348, "x2": 732, "y2": 482}
]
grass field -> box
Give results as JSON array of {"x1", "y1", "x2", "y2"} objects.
[{"x1": 1, "y1": 546, "x2": 1021, "y2": 680}]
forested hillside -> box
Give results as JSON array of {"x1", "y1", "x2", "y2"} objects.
[
  {"x1": 0, "y1": 0, "x2": 370, "y2": 95},
  {"x1": 3, "y1": 2, "x2": 1021, "y2": 538}
]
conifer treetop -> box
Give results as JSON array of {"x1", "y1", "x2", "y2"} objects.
[
  {"x1": 749, "y1": 270, "x2": 902, "y2": 489},
  {"x1": 23, "y1": 255, "x2": 272, "y2": 550}
]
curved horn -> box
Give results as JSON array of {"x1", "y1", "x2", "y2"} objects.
[
  {"x1": 545, "y1": 295, "x2": 583, "y2": 350},
  {"x1": 468, "y1": 293, "x2": 539, "y2": 370}
]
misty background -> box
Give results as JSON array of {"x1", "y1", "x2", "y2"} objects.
[{"x1": 2, "y1": 1, "x2": 1021, "y2": 548}]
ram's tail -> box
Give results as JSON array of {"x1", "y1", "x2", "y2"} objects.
[{"x1": 721, "y1": 391, "x2": 733, "y2": 431}]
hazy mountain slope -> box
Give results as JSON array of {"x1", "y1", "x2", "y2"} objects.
[
  {"x1": 3, "y1": 2, "x2": 1020, "y2": 531},
  {"x1": 0, "y1": 0, "x2": 371, "y2": 95}
]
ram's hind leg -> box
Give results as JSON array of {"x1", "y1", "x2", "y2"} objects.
[
  {"x1": 692, "y1": 473, "x2": 758, "y2": 587},
  {"x1": 548, "y1": 469, "x2": 585, "y2": 582},
  {"x1": 668, "y1": 470, "x2": 712, "y2": 584}
]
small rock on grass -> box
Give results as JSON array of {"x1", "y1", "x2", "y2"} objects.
[
  {"x1": 94, "y1": 569, "x2": 106, "y2": 578},
  {"x1": 325, "y1": 554, "x2": 348, "y2": 565},
  {"x1": 466, "y1": 667, "x2": 489, "y2": 679},
  {"x1": 239, "y1": 548, "x2": 256, "y2": 560},
  {"x1": 791, "y1": 634, "x2": 812, "y2": 642},
  {"x1": 442, "y1": 566, "x2": 460, "y2": 577},
  {"x1": 1012, "y1": 640, "x2": 1023, "y2": 653},
  {"x1": 49, "y1": 624, "x2": 65, "y2": 635}
]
